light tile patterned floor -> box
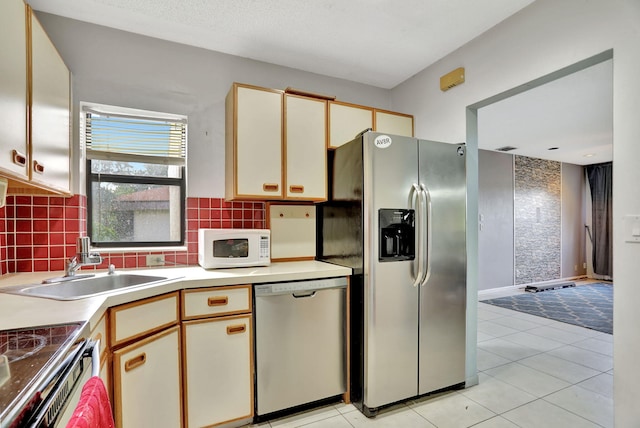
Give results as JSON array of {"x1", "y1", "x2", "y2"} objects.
[{"x1": 251, "y1": 286, "x2": 614, "y2": 428}]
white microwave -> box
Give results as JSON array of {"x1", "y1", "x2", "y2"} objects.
[{"x1": 198, "y1": 228, "x2": 271, "y2": 269}]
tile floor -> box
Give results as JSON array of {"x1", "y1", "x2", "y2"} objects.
[{"x1": 251, "y1": 284, "x2": 614, "y2": 427}]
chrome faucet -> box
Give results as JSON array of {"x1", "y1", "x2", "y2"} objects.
[{"x1": 66, "y1": 236, "x2": 103, "y2": 277}]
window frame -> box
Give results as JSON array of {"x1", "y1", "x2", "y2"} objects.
[
  {"x1": 82, "y1": 102, "x2": 187, "y2": 248},
  {"x1": 86, "y1": 160, "x2": 186, "y2": 248}
]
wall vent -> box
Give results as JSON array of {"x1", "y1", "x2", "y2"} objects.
[
  {"x1": 440, "y1": 67, "x2": 465, "y2": 91},
  {"x1": 495, "y1": 146, "x2": 518, "y2": 152}
]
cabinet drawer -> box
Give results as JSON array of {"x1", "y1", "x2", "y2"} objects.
[
  {"x1": 182, "y1": 285, "x2": 251, "y2": 320},
  {"x1": 110, "y1": 292, "x2": 179, "y2": 347}
]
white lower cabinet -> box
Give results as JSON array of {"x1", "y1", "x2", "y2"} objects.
[
  {"x1": 182, "y1": 314, "x2": 253, "y2": 428},
  {"x1": 113, "y1": 326, "x2": 182, "y2": 428},
  {"x1": 107, "y1": 287, "x2": 255, "y2": 427}
]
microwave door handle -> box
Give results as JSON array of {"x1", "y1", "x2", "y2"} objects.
[
  {"x1": 420, "y1": 184, "x2": 432, "y2": 287},
  {"x1": 410, "y1": 184, "x2": 424, "y2": 287}
]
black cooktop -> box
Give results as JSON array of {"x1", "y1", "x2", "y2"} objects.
[{"x1": 0, "y1": 322, "x2": 86, "y2": 427}]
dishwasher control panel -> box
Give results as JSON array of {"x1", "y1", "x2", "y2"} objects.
[{"x1": 254, "y1": 277, "x2": 347, "y2": 296}]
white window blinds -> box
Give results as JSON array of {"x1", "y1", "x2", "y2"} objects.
[{"x1": 83, "y1": 104, "x2": 187, "y2": 166}]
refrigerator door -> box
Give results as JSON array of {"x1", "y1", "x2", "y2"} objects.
[
  {"x1": 417, "y1": 140, "x2": 467, "y2": 395},
  {"x1": 363, "y1": 133, "x2": 420, "y2": 409}
]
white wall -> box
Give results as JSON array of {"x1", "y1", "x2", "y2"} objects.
[
  {"x1": 36, "y1": 12, "x2": 391, "y2": 198},
  {"x1": 391, "y1": 0, "x2": 640, "y2": 424},
  {"x1": 478, "y1": 152, "x2": 586, "y2": 291},
  {"x1": 561, "y1": 163, "x2": 587, "y2": 278},
  {"x1": 478, "y1": 150, "x2": 514, "y2": 291}
]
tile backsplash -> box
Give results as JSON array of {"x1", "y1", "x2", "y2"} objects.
[{"x1": 0, "y1": 195, "x2": 265, "y2": 275}]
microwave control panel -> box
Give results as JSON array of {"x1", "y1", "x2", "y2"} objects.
[{"x1": 260, "y1": 236, "x2": 270, "y2": 259}]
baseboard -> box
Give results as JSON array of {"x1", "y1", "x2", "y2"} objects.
[
  {"x1": 478, "y1": 276, "x2": 590, "y2": 300},
  {"x1": 478, "y1": 284, "x2": 523, "y2": 300}
]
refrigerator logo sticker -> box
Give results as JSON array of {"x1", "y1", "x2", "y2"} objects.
[{"x1": 374, "y1": 135, "x2": 393, "y2": 149}]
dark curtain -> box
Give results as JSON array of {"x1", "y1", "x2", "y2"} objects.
[{"x1": 586, "y1": 162, "x2": 613, "y2": 277}]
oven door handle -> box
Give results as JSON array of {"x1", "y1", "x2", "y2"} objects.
[{"x1": 91, "y1": 339, "x2": 101, "y2": 377}]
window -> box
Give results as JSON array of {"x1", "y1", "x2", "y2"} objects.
[{"x1": 82, "y1": 103, "x2": 187, "y2": 247}]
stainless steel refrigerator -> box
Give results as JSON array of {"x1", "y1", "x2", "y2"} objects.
[{"x1": 318, "y1": 131, "x2": 467, "y2": 417}]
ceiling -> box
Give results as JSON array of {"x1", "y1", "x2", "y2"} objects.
[
  {"x1": 478, "y1": 59, "x2": 613, "y2": 166},
  {"x1": 26, "y1": 0, "x2": 612, "y2": 166},
  {"x1": 26, "y1": 0, "x2": 534, "y2": 89}
]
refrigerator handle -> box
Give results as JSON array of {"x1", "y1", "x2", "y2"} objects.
[
  {"x1": 410, "y1": 183, "x2": 424, "y2": 287},
  {"x1": 420, "y1": 184, "x2": 433, "y2": 287}
]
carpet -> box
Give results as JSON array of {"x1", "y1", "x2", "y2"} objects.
[{"x1": 481, "y1": 283, "x2": 613, "y2": 334}]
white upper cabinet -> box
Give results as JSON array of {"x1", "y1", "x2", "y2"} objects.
[
  {"x1": 284, "y1": 94, "x2": 327, "y2": 201},
  {"x1": 226, "y1": 83, "x2": 329, "y2": 202},
  {"x1": 225, "y1": 82, "x2": 414, "y2": 201},
  {"x1": 328, "y1": 101, "x2": 415, "y2": 149},
  {"x1": 0, "y1": 1, "x2": 71, "y2": 194},
  {"x1": 29, "y1": 11, "x2": 71, "y2": 193},
  {"x1": 374, "y1": 109, "x2": 414, "y2": 138},
  {"x1": 0, "y1": 0, "x2": 28, "y2": 181},
  {"x1": 226, "y1": 83, "x2": 284, "y2": 200},
  {"x1": 328, "y1": 101, "x2": 374, "y2": 149}
]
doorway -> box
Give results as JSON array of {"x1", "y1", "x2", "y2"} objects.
[{"x1": 469, "y1": 51, "x2": 613, "y2": 293}]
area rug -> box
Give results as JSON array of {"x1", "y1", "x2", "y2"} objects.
[{"x1": 481, "y1": 283, "x2": 613, "y2": 334}]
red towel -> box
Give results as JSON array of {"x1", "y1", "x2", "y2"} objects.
[{"x1": 66, "y1": 376, "x2": 115, "y2": 428}]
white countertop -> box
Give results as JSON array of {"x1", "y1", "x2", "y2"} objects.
[{"x1": 0, "y1": 261, "x2": 351, "y2": 331}]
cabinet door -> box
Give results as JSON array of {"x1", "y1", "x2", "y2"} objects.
[
  {"x1": 113, "y1": 326, "x2": 182, "y2": 428},
  {"x1": 183, "y1": 315, "x2": 252, "y2": 428},
  {"x1": 0, "y1": 0, "x2": 28, "y2": 180},
  {"x1": 284, "y1": 94, "x2": 327, "y2": 200},
  {"x1": 374, "y1": 110, "x2": 414, "y2": 137},
  {"x1": 29, "y1": 11, "x2": 71, "y2": 194},
  {"x1": 267, "y1": 203, "x2": 316, "y2": 260},
  {"x1": 328, "y1": 101, "x2": 373, "y2": 149},
  {"x1": 226, "y1": 83, "x2": 283, "y2": 199}
]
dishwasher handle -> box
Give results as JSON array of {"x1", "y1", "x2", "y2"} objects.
[
  {"x1": 292, "y1": 291, "x2": 317, "y2": 298},
  {"x1": 254, "y1": 277, "x2": 348, "y2": 297}
]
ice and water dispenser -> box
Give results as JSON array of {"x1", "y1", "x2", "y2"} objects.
[{"x1": 379, "y1": 209, "x2": 415, "y2": 261}]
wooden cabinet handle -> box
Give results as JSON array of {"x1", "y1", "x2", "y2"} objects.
[
  {"x1": 289, "y1": 185, "x2": 304, "y2": 193},
  {"x1": 226, "y1": 324, "x2": 246, "y2": 335},
  {"x1": 207, "y1": 296, "x2": 228, "y2": 306},
  {"x1": 33, "y1": 160, "x2": 45, "y2": 174},
  {"x1": 12, "y1": 150, "x2": 26, "y2": 167},
  {"x1": 263, "y1": 183, "x2": 279, "y2": 192},
  {"x1": 124, "y1": 353, "x2": 146, "y2": 372}
]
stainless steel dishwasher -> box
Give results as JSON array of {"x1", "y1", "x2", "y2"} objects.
[{"x1": 254, "y1": 277, "x2": 347, "y2": 416}]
